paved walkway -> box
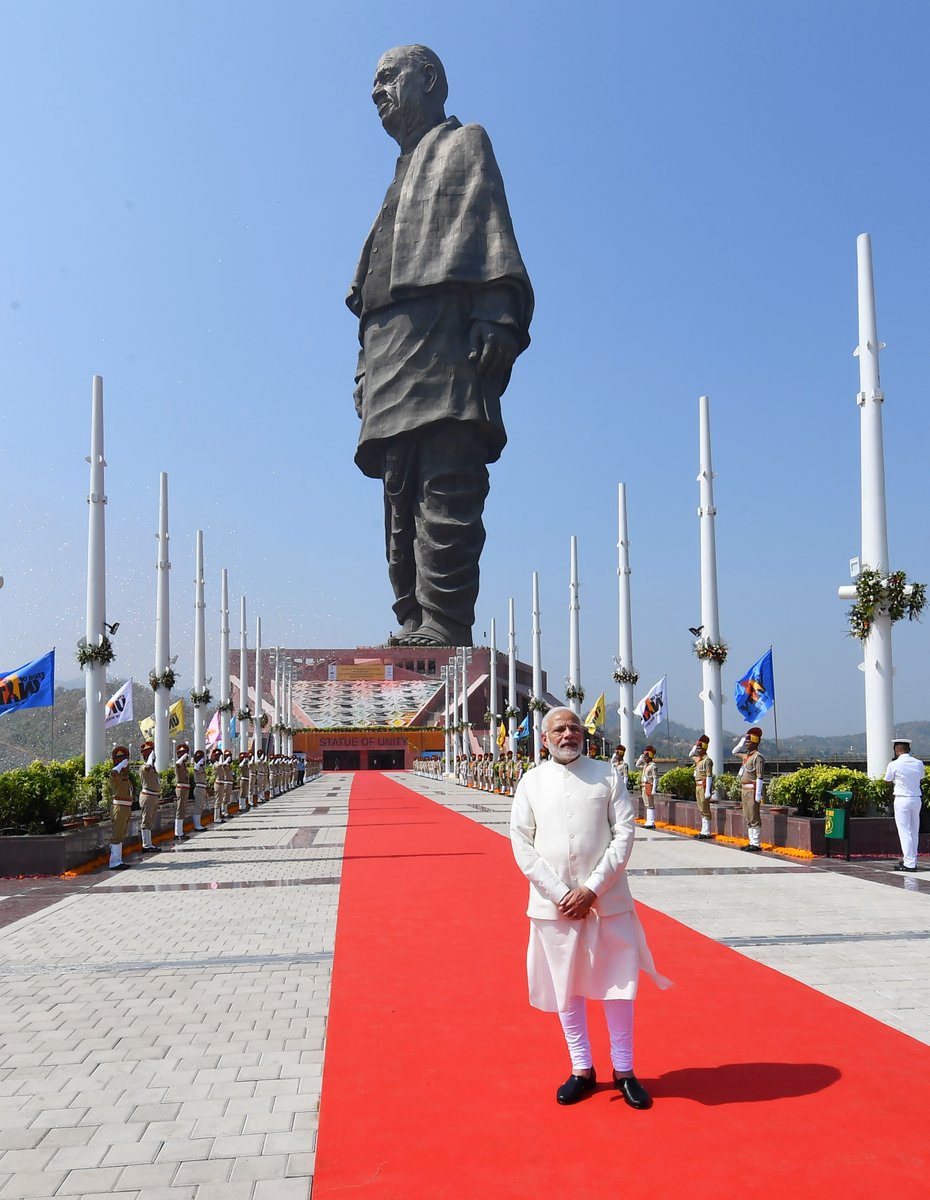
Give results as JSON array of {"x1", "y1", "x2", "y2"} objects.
[{"x1": 0, "y1": 771, "x2": 928, "y2": 1199}]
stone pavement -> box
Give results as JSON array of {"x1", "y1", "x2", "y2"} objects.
[{"x1": 1, "y1": 770, "x2": 929, "y2": 1199}]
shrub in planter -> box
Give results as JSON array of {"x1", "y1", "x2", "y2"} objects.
[
  {"x1": 627, "y1": 769, "x2": 642, "y2": 794},
  {"x1": 766, "y1": 766, "x2": 879, "y2": 817},
  {"x1": 0, "y1": 758, "x2": 84, "y2": 834},
  {"x1": 657, "y1": 766, "x2": 695, "y2": 799},
  {"x1": 715, "y1": 772, "x2": 742, "y2": 803}
]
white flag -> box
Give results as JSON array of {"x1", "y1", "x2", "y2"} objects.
[
  {"x1": 105, "y1": 678, "x2": 134, "y2": 729},
  {"x1": 634, "y1": 675, "x2": 667, "y2": 736}
]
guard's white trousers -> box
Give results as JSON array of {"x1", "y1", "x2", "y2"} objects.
[
  {"x1": 557, "y1": 995, "x2": 634, "y2": 1073},
  {"x1": 894, "y1": 795, "x2": 921, "y2": 868}
]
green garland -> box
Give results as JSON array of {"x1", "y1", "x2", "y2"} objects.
[
  {"x1": 848, "y1": 567, "x2": 927, "y2": 641},
  {"x1": 528, "y1": 695, "x2": 549, "y2": 714},
  {"x1": 190, "y1": 687, "x2": 213, "y2": 706},
  {"x1": 612, "y1": 665, "x2": 639, "y2": 685},
  {"x1": 149, "y1": 667, "x2": 177, "y2": 691},
  {"x1": 564, "y1": 683, "x2": 585, "y2": 702},
  {"x1": 217, "y1": 700, "x2": 235, "y2": 714},
  {"x1": 76, "y1": 634, "x2": 115, "y2": 668}
]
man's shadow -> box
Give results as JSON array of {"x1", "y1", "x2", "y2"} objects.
[{"x1": 622, "y1": 1062, "x2": 841, "y2": 1105}]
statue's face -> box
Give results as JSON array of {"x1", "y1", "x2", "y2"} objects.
[{"x1": 372, "y1": 49, "x2": 429, "y2": 140}]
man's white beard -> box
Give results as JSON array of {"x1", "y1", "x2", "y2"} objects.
[{"x1": 548, "y1": 743, "x2": 582, "y2": 765}]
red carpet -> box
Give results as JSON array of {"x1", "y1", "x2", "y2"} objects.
[{"x1": 314, "y1": 773, "x2": 930, "y2": 1197}]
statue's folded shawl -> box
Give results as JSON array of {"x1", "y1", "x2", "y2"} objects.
[{"x1": 348, "y1": 117, "x2": 534, "y2": 347}]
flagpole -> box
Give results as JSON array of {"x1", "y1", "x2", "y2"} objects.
[
  {"x1": 769, "y1": 644, "x2": 781, "y2": 775},
  {"x1": 83, "y1": 375, "x2": 108, "y2": 773},
  {"x1": 489, "y1": 617, "x2": 499, "y2": 763},
  {"x1": 568, "y1": 535, "x2": 582, "y2": 717},
  {"x1": 532, "y1": 572, "x2": 543, "y2": 764}
]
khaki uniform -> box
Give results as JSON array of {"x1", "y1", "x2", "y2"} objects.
[
  {"x1": 693, "y1": 755, "x2": 714, "y2": 819},
  {"x1": 140, "y1": 761, "x2": 161, "y2": 833},
  {"x1": 238, "y1": 760, "x2": 250, "y2": 810},
  {"x1": 175, "y1": 754, "x2": 191, "y2": 822},
  {"x1": 193, "y1": 759, "x2": 207, "y2": 824},
  {"x1": 741, "y1": 750, "x2": 764, "y2": 833},
  {"x1": 110, "y1": 764, "x2": 134, "y2": 845}
]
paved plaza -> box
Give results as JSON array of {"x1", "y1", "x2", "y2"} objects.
[{"x1": 0, "y1": 771, "x2": 928, "y2": 1199}]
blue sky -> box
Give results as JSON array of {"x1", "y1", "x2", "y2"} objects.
[{"x1": 1, "y1": 0, "x2": 928, "y2": 738}]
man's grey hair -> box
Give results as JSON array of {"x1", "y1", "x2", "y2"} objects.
[
  {"x1": 397, "y1": 44, "x2": 449, "y2": 107},
  {"x1": 541, "y1": 706, "x2": 580, "y2": 734}
]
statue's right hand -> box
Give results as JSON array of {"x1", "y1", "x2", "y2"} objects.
[{"x1": 353, "y1": 380, "x2": 364, "y2": 418}]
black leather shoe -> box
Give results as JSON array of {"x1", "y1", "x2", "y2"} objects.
[
  {"x1": 643, "y1": 824, "x2": 656, "y2": 830},
  {"x1": 697, "y1": 833, "x2": 713, "y2": 840},
  {"x1": 893, "y1": 863, "x2": 918, "y2": 872},
  {"x1": 741, "y1": 843, "x2": 762, "y2": 853},
  {"x1": 140, "y1": 845, "x2": 161, "y2": 854},
  {"x1": 557, "y1": 1070, "x2": 596, "y2": 1105},
  {"x1": 109, "y1": 862, "x2": 131, "y2": 871},
  {"x1": 615, "y1": 1073, "x2": 652, "y2": 1109}
]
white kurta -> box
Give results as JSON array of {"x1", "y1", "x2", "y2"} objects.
[{"x1": 511, "y1": 756, "x2": 670, "y2": 1012}]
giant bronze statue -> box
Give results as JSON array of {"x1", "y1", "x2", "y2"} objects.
[{"x1": 348, "y1": 45, "x2": 533, "y2": 648}]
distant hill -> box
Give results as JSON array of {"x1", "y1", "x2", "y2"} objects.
[
  {"x1": 602, "y1": 716, "x2": 930, "y2": 762},
  {"x1": 0, "y1": 682, "x2": 159, "y2": 771}
]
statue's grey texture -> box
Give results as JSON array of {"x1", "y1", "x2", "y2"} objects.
[{"x1": 347, "y1": 45, "x2": 533, "y2": 648}]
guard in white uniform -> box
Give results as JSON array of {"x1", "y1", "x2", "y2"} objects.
[
  {"x1": 511, "y1": 708, "x2": 669, "y2": 1110},
  {"x1": 884, "y1": 737, "x2": 925, "y2": 871}
]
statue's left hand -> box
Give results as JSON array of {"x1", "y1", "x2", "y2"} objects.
[{"x1": 468, "y1": 321, "x2": 519, "y2": 381}]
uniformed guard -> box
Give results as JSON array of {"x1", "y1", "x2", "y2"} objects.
[
  {"x1": 735, "y1": 726, "x2": 764, "y2": 852},
  {"x1": 174, "y1": 742, "x2": 191, "y2": 841},
  {"x1": 108, "y1": 745, "x2": 134, "y2": 870},
  {"x1": 238, "y1": 751, "x2": 251, "y2": 812},
  {"x1": 138, "y1": 740, "x2": 162, "y2": 853},
  {"x1": 191, "y1": 749, "x2": 207, "y2": 831},
  {"x1": 611, "y1": 744, "x2": 631, "y2": 795},
  {"x1": 690, "y1": 734, "x2": 715, "y2": 839},
  {"x1": 210, "y1": 748, "x2": 226, "y2": 824},
  {"x1": 636, "y1": 745, "x2": 658, "y2": 829}
]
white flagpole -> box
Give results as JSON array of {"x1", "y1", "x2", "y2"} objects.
[
  {"x1": 192, "y1": 531, "x2": 206, "y2": 755},
  {"x1": 219, "y1": 569, "x2": 230, "y2": 754},
  {"x1": 697, "y1": 396, "x2": 726, "y2": 773},
  {"x1": 83, "y1": 375, "x2": 107, "y2": 773},
  {"x1": 616, "y1": 484, "x2": 635, "y2": 767},
  {"x1": 153, "y1": 473, "x2": 172, "y2": 771},
  {"x1": 238, "y1": 598, "x2": 249, "y2": 756},
  {"x1": 532, "y1": 572, "x2": 543, "y2": 763},
  {"x1": 489, "y1": 617, "x2": 499, "y2": 762},
  {"x1": 568, "y1": 535, "x2": 582, "y2": 717}
]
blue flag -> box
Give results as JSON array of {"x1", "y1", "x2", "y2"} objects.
[
  {"x1": 734, "y1": 649, "x2": 775, "y2": 723},
  {"x1": 0, "y1": 650, "x2": 55, "y2": 717},
  {"x1": 515, "y1": 713, "x2": 529, "y2": 740}
]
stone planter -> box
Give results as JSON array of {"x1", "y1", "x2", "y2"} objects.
[
  {"x1": 0, "y1": 804, "x2": 177, "y2": 877},
  {"x1": 636, "y1": 794, "x2": 926, "y2": 857}
]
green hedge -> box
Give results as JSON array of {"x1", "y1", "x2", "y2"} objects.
[
  {"x1": 766, "y1": 766, "x2": 892, "y2": 817},
  {"x1": 0, "y1": 757, "x2": 85, "y2": 834},
  {"x1": 657, "y1": 766, "x2": 696, "y2": 799},
  {"x1": 715, "y1": 772, "x2": 742, "y2": 802}
]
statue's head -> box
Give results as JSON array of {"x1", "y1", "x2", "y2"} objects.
[{"x1": 372, "y1": 45, "x2": 447, "y2": 145}]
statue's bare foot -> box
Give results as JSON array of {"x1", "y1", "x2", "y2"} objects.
[{"x1": 395, "y1": 619, "x2": 470, "y2": 648}]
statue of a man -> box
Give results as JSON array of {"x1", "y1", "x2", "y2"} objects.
[{"x1": 347, "y1": 45, "x2": 533, "y2": 648}]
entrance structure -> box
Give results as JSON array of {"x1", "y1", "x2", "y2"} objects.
[{"x1": 231, "y1": 645, "x2": 554, "y2": 770}]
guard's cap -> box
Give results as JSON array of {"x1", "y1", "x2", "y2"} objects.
[
  {"x1": 614, "y1": 744, "x2": 626, "y2": 756},
  {"x1": 176, "y1": 742, "x2": 190, "y2": 754},
  {"x1": 140, "y1": 739, "x2": 155, "y2": 754},
  {"x1": 112, "y1": 746, "x2": 129, "y2": 763},
  {"x1": 689, "y1": 734, "x2": 710, "y2": 756},
  {"x1": 746, "y1": 727, "x2": 762, "y2": 746},
  {"x1": 644, "y1": 745, "x2": 656, "y2": 757}
]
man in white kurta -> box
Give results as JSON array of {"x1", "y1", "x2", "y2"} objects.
[{"x1": 511, "y1": 708, "x2": 668, "y2": 1109}]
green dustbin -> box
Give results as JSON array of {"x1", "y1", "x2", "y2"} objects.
[{"x1": 825, "y1": 789, "x2": 852, "y2": 840}]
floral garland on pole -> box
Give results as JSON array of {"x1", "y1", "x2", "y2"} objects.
[
  {"x1": 612, "y1": 663, "x2": 639, "y2": 686},
  {"x1": 217, "y1": 700, "x2": 235, "y2": 715},
  {"x1": 848, "y1": 567, "x2": 927, "y2": 641},
  {"x1": 503, "y1": 704, "x2": 520, "y2": 721},
  {"x1": 528, "y1": 695, "x2": 549, "y2": 714},
  {"x1": 190, "y1": 687, "x2": 213, "y2": 707},
  {"x1": 235, "y1": 705, "x2": 252, "y2": 723},
  {"x1": 76, "y1": 634, "x2": 115, "y2": 668},
  {"x1": 692, "y1": 637, "x2": 728, "y2": 664},
  {"x1": 564, "y1": 682, "x2": 585, "y2": 703},
  {"x1": 259, "y1": 713, "x2": 269, "y2": 729},
  {"x1": 149, "y1": 667, "x2": 177, "y2": 691}
]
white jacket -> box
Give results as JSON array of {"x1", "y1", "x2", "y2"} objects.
[{"x1": 510, "y1": 756, "x2": 636, "y2": 919}]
